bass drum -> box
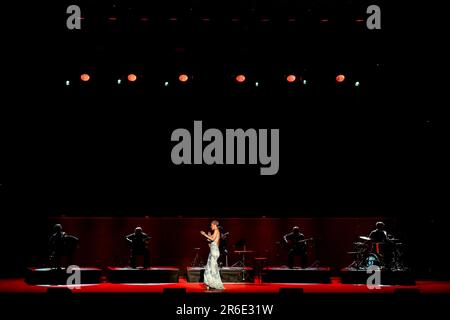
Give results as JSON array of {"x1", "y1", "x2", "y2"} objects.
[{"x1": 363, "y1": 253, "x2": 381, "y2": 268}]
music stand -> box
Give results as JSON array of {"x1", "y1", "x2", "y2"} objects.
[
  {"x1": 219, "y1": 229, "x2": 229, "y2": 267},
  {"x1": 191, "y1": 247, "x2": 202, "y2": 267},
  {"x1": 232, "y1": 240, "x2": 247, "y2": 267},
  {"x1": 232, "y1": 240, "x2": 254, "y2": 281}
]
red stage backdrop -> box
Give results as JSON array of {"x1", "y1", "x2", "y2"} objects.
[{"x1": 42, "y1": 217, "x2": 384, "y2": 272}]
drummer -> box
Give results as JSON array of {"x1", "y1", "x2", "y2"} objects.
[
  {"x1": 369, "y1": 222, "x2": 388, "y2": 242},
  {"x1": 368, "y1": 221, "x2": 393, "y2": 267}
]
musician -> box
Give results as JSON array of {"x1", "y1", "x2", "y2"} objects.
[
  {"x1": 368, "y1": 221, "x2": 393, "y2": 267},
  {"x1": 126, "y1": 227, "x2": 151, "y2": 268},
  {"x1": 200, "y1": 220, "x2": 224, "y2": 290},
  {"x1": 369, "y1": 222, "x2": 388, "y2": 242},
  {"x1": 49, "y1": 224, "x2": 79, "y2": 269},
  {"x1": 283, "y1": 226, "x2": 308, "y2": 269}
]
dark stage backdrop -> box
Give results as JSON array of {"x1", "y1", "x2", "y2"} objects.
[
  {"x1": 28, "y1": 217, "x2": 391, "y2": 271},
  {"x1": 2, "y1": 214, "x2": 447, "y2": 279},
  {"x1": 1, "y1": 1, "x2": 447, "y2": 281}
]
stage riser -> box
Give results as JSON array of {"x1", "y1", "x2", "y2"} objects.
[
  {"x1": 108, "y1": 268, "x2": 179, "y2": 283},
  {"x1": 187, "y1": 268, "x2": 254, "y2": 283},
  {"x1": 25, "y1": 268, "x2": 102, "y2": 285},
  {"x1": 262, "y1": 268, "x2": 331, "y2": 283},
  {"x1": 340, "y1": 271, "x2": 416, "y2": 285}
]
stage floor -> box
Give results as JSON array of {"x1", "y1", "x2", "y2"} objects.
[{"x1": 1, "y1": 278, "x2": 450, "y2": 294}]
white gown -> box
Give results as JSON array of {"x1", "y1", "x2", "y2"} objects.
[{"x1": 204, "y1": 241, "x2": 224, "y2": 289}]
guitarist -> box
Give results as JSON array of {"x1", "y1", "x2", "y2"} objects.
[
  {"x1": 126, "y1": 227, "x2": 151, "y2": 268},
  {"x1": 49, "y1": 224, "x2": 79, "y2": 269},
  {"x1": 283, "y1": 226, "x2": 308, "y2": 269}
]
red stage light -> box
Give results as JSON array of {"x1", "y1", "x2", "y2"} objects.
[
  {"x1": 80, "y1": 73, "x2": 90, "y2": 82},
  {"x1": 178, "y1": 74, "x2": 189, "y2": 82},
  {"x1": 336, "y1": 74, "x2": 345, "y2": 83},
  {"x1": 235, "y1": 74, "x2": 246, "y2": 83},
  {"x1": 286, "y1": 75, "x2": 296, "y2": 83},
  {"x1": 127, "y1": 74, "x2": 137, "y2": 82}
]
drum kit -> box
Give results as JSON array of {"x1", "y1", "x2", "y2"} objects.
[{"x1": 347, "y1": 236, "x2": 406, "y2": 270}]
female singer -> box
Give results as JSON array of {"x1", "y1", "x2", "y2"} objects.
[{"x1": 200, "y1": 220, "x2": 225, "y2": 290}]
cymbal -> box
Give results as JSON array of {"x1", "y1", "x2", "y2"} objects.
[
  {"x1": 353, "y1": 242, "x2": 365, "y2": 245},
  {"x1": 234, "y1": 250, "x2": 255, "y2": 253},
  {"x1": 347, "y1": 251, "x2": 363, "y2": 254},
  {"x1": 359, "y1": 236, "x2": 371, "y2": 241},
  {"x1": 389, "y1": 238, "x2": 400, "y2": 242}
]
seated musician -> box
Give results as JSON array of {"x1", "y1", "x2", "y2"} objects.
[
  {"x1": 49, "y1": 224, "x2": 79, "y2": 269},
  {"x1": 369, "y1": 222, "x2": 388, "y2": 242},
  {"x1": 126, "y1": 227, "x2": 151, "y2": 269},
  {"x1": 283, "y1": 226, "x2": 308, "y2": 269},
  {"x1": 368, "y1": 221, "x2": 393, "y2": 267}
]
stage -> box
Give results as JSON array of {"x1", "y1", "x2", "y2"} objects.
[
  {"x1": 187, "y1": 267, "x2": 254, "y2": 283},
  {"x1": 3, "y1": 278, "x2": 450, "y2": 294},
  {"x1": 108, "y1": 267, "x2": 180, "y2": 283},
  {"x1": 262, "y1": 267, "x2": 332, "y2": 283},
  {"x1": 25, "y1": 267, "x2": 103, "y2": 285},
  {"x1": 3, "y1": 277, "x2": 450, "y2": 318}
]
